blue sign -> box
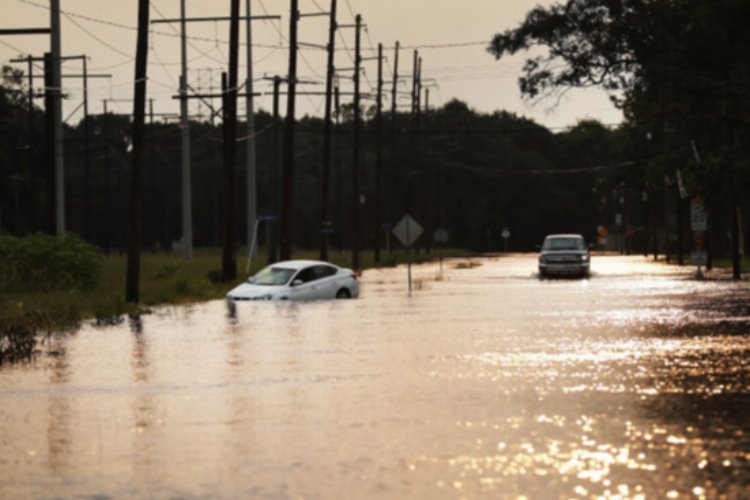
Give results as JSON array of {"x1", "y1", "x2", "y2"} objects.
[{"x1": 258, "y1": 214, "x2": 277, "y2": 222}]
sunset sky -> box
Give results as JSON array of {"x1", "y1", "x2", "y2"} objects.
[{"x1": 1, "y1": 0, "x2": 623, "y2": 130}]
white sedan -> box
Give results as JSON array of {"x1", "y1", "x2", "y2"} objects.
[{"x1": 226, "y1": 260, "x2": 360, "y2": 302}]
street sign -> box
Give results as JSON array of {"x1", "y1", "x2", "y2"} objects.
[
  {"x1": 691, "y1": 198, "x2": 707, "y2": 232},
  {"x1": 693, "y1": 232, "x2": 705, "y2": 248},
  {"x1": 393, "y1": 215, "x2": 423, "y2": 296},
  {"x1": 691, "y1": 250, "x2": 707, "y2": 266},
  {"x1": 433, "y1": 227, "x2": 449, "y2": 243},
  {"x1": 393, "y1": 215, "x2": 423, "y2": 247}
]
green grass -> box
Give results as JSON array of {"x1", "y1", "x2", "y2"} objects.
[{"x1": 1, "y1": 246, "x2": 474, "y2": 334}]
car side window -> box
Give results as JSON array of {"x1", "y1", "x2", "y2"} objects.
[
  {"x1": 294, "y1": 267, "x2": 318, "y2": 284},
  {"x1": 314, "y1": 265, "x2": 337, "y2": 280}
]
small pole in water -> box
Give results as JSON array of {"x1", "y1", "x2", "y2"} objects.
[{"x1": 407, "y1": 219, "x2": 412, "y2": 296}]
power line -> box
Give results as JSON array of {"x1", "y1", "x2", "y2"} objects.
[{"x1": 14, "y1": 0, "x2": 283, "y2": 50}]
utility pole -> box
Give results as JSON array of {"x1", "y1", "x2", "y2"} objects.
[
  {"x1": 222, "y1": 0, "x2": 241, "y2": 282},
  {"x1": 10, "y1": 54, "x2": 107, "y2": 237},
  {"x1": 334, "y1": 82, "x2": 343, "y2": 252},
  {"x1": 411, "y1": 50, "x2": 418, "y2": 115},
  {"x1": 82, "y1": 56, "x2": 92, "y2": 241},
  {"x1": 179, "y1": 0, "x2": 193, "y2": 260},
  {"x1": 415, "y1": 55, "x2": 422, "y2": 140},
  {"x1": 152, "y1": 5, "x2": 281, "y2": 262},
  {"x1": 44, "y1": 53, "x2": 55, "y2": 234},
  {"x1": 50, "y1": 0, "x2": 65, "y2": 236},
  {"x1": 245, "y1": 0, "x2": 258, "y2": 262},
  {"x1": 268, "y1": 75, "x2": 282, "y2": 265},
  {"x1": 391, "y1": 42, "x2": 399, "y2": 123},
  {"x1": 280, "y1": 0, "x2": 300, "y2": 261},
  {"x1": 103, "y1": 99, "x2": 111, "y2": 254},
  {"x1": 374, "y1": 42, "x2": 383, "y2": 263},
  {"x1": 389, "y1": 42, "x2": 400, "y2": 255},
  {"x1": 319, "y1": 0, "x2": 337, "y2": 261},
  {"x1": 351, "y1": 14, "x2": 362, "y2": 270},
  {"x1": 149, "y1": 99, "x2": 156, "y2": 250},
  {"x1": 126, "y1": 0, "x2": 150, "y2": 304}
]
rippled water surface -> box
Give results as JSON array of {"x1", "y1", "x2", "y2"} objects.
[{"x1": 2, "y1": 255, "x2": 750, "y2": 499}]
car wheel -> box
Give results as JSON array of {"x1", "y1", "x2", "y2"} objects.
[{"x1": 336, "y1": 288, "x2": 351, "y2": 299}]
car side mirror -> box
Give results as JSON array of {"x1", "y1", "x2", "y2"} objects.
[{"x1": 291, "y1": 279, "x2": 303, "y2": 287}]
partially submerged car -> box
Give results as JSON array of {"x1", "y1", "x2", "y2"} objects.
[
  {"x1": 538, "y1": 234, "x2": 591, "y2": 278},
  {"x1": 227, "y1": 260, "x2": 360, "y2": 302}
]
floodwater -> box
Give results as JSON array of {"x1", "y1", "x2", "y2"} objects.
[{"x1": 1, "y1": 255, "x2": 749, "y2": 499}]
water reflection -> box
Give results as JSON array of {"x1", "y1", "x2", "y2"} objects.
[
  {"x1": 0, "y1": 255, "x2": 749, "y2": 498},
  {"x1": 46, "y1": 335, "x2": 71, "y2": 470}
]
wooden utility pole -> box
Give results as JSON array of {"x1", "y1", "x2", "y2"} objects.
[
  {"x1": 351, "y1": 14, "x2": 362, "y2": 270},
  {"x1": 280, "y1": 0, "x2": 300, "y2": 261},
  {"x1": 374, "y1": 42, "x2": 383, "y2": 263},
  {"x1": 44, "y1": 53, "x2": 55, "y2": 234},
  {"x1": 268, "y1": 75, "x2": 282, "y2": 265},
  {"x1": 82, "y1": 57, "x2": 92, "y2": 240},
  {"x1": 390, "y1": 42, "x2": 399, "y2": 248},
  {"x1": 245, "y1": 0, "x2": 257, "y2": 261},
  {"x1": 126, "y1": 0, "x2": 150, "y2": 304},
  {"x1": 319, "y1": 0, "x2": 338, "y2": 261},
  {"x1": 152, "y1": 8, "x2": 280, "y2": 262},
  {"x1": 391, "y1": 42, "x2": 399, "y2": 124},
  {"x1": 179, "y1": 0, "x2": 193, "y2": 260},
  {"x1": 334, "y1": 82, "x2": 343, "y2": 252},
  {"x1": 221, "y1": 0, "x2": 241, "y2": 281},
  {"x1": 103, "y1": 100, "x2": 111, "y2": 254},
  {"x1": 411, "y1": 50, "x2": 418, "y2": 114},
  {"x1": 50, "y1": 0, "x2": 65, "y2": 236}
]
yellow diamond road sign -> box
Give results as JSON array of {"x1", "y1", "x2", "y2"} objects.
[{"x1": 393, "y1": 215, "x2": 423, "y2": 247}]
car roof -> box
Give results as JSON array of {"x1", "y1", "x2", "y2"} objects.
[
  {"x1": 544, "y1": 234, "x2": 584, "y2": 239},
  {"x1": 268, "y1": 260, "x2": 339, "y2": 270}
]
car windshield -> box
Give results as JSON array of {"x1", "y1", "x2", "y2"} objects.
[
  {"x1": 249, "y1": 266, "x2": 296, "y2": 286},
  {"x1": 543, "y1": 237, "x2": 585, "y2": 251}
]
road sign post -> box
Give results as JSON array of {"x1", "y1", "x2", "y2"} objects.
[
  {"x1": 433, "y1": 227, "x2": 450, "y2": 273},
  {"x1": 501, "y1": 226, "x2": 510, "y2": 253},
  {"x1": 690, "y1": 198, "x2": 707, "y2": 277},
  {"x1": 393, "y1": 215, "x2": 423, "y2": 295}
]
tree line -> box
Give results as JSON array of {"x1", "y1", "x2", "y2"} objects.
[
  {"x1": 490, "y1": 0, "x2": 750, "y2": 277},
  {"x1": 2, "y1": 0, "x2": 749, "y2": 279},
  {"x1": 1, "y1": 66, "x2": 633, "y2": 256}
]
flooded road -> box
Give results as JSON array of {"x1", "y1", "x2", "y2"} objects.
[{"x1": 1, "y1": 254, "x2": 749, "y2": 499}]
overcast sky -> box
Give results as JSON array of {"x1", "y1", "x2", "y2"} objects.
[{"x1": 1, "y1": 0, "x2": 623, "y2": 130}]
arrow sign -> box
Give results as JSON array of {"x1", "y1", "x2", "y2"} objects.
[{"x1": 393, "y1": 215, "x2": 423, "y2": 247}]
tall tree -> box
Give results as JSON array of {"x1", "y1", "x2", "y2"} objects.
[{"x1": 489, "y1": 0, "x2": 750, "y2": 277}]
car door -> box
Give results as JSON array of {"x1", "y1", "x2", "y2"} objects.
[
  {"x1": 313, "y1": 265, "x2": 339, "y2": 298},
  {"x1": 289, "y1": 266, "x2": 324, "y2": 300}
]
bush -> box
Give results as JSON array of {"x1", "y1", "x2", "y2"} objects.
[{"x1": 0, "y1": 232, "x2": 102, "y2": 292}]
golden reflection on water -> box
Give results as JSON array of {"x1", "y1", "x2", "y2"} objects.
[{"x1": 1, "y1": 255, "x2": 749, "y2": 498}]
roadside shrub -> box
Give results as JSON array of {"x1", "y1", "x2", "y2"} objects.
[
  {"x1": 0, "y1": 232, "x2": 102, "y2": 292},
  {"x1": 0, "y1": 323, "x2": 37, "y2": 365}
]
